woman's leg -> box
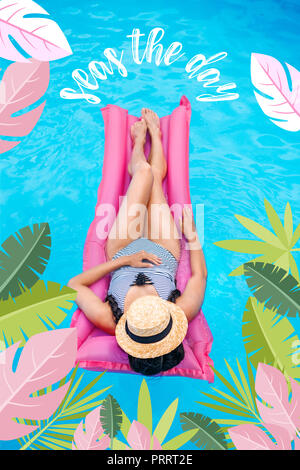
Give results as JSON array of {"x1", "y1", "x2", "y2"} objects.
[
  {"x1": 142, "y1": 109, "x2": 181, "y2": 261},
  {"x1": 106, "y1": 119, "x2": 154, "y2": 259}
]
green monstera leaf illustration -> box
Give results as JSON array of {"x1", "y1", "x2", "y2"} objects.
[
  {"x1": 214, "y1": 199, "x2": 300, "y2": 280},
  {"x1": 242, "y1": 297, "x2": 300, "y2": 379},
  {"x1": 0, "y1": 223, "x2": 51, "y2": 300},
  {"x1": 244, "y1": 262, "x2": 300, "y2": 317},
  {"x1": 0, "y1": 280, "x2": 76, "y2": 346}
]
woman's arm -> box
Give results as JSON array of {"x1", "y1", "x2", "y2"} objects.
[
  {"x1": 68, "y1": 257, "x2": 128, "y2": 335},
  {"x1": 68, "y1": 257, "x2": 130, "y2": 288},
  {"x1": 175, "y1": 207, "x2": 207, "y2": 322},
  {"x1": 68, "y1": 250, "x2": 162, "y2": 335}
]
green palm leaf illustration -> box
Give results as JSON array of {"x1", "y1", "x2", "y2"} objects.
[
  {"x1": 242, "y1": 297, "x2": 300, "y2": 378},
  {"x1": 0, "y1": 223, "x2": 51, "y2": 300},
  {"x1": 100, "y1": 394, "x2": 123, "y2": 446},
  {"x1": 214, "y1": 199, "x2": 300, "y2": 280},
  {"x1": 120, "y1": 410, "x2": 131, "y2": 440},
  {"x1": 0, "y1": 280, "x2": 76, "y2": 346},
  {"x1": 112, "y1": 438, "x2": 130, "y2": 450},
  {"x1": 102, "y1": 380, "x2": 201, "y2": 450},
  {"x1": 284, "y1": 202, "x2": 294, "y2": 245},
  {"x1": 264, "y1": 198, "x2": 289, "y2": 246},
  {"x1": 153, "y1": 398, "x2": 178, "y2": 444},
  {"x1": 161, "y1": 429, "x2": 198, "y2": 450},
  {"x1": 18, "y1": 368, "x2": 112, "y2": 450},
  {"x1": 244, "y1": 262, "x2": 300, "y2": 317},
  {"x1": 137, "y1": 379, "x2": 152, "y2": 435},
  {"x1": 197, "y1": 357, "x2": 261, "y2": 431},
  {"x1": 180, "y1": 412, "x2": 228, "y2": 450}
]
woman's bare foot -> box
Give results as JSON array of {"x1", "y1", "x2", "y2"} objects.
[
  {"x1": 142, "y1": 108, "x2": 161, "y2": 138},
  {"x1": 128, "y1": 119, "x2": 147, "y2": 176},
  {"x1": 142, "y1": 108, "x2": 166, "y2": 180},
  {"x1": 130, "y1": 118, "x2": 147, "y2": 143}
]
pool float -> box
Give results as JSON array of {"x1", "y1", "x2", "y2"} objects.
[{"x1": 70, "y1": 96, "x2": 214, "y2": 381}]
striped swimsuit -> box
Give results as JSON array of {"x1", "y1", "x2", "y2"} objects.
[{"x1": 107, "y1": 238, "x2": 178, "y2": 313}]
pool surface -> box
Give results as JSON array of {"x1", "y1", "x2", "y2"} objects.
[{"x1": 1, "y1": 0, "x2": 300, "y2": 450}]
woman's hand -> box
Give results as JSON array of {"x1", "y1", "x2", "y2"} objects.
[
  {"x1": 124, "y1": 251, "x2": 162, "y2": 268},
  {"x1": 179, "y1": 206, "x2": 198, "y2": 242}
]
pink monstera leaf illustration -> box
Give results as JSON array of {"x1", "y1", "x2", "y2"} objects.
[
  {"x1": 229, "y1": 423, "x2": 292, "y2": 450},
  {"x1": 229, "y1": 363, "x2": 300, "y2": 450},
  {"x1": 0, "y1": 328, "x2": 77, "y2": 440},
  {"x1": 0, "y1": 59, "x2": 49, "y2": 154},
  {"x1": 72, "y1": 406, "x2": 110, "y2": 451},
  {"x1": 255, "y1": 363, "x2": 300, "y2": 440},
  {"x1": 126, "y1": 420, "x2": 162, "y2": 450},
  {"x1": 251, "y1": 53, "x2": 300, "y2": 131},
  {"x1": 0, "y1": 0, "x2": 72, "y2": 62}
]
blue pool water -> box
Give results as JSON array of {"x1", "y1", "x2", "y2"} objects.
[{"x1": 1, "y1": 0, "x2": 300, "y2": 450}]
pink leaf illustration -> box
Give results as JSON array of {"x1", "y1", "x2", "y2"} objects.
[
  {"x1": 0, "y1": 0, "x2": 72, "y2": 62},
  {"x1": 0, "y1": 139, "x2": 21, "y2": 153},
  {"x1": 0, "y1": 328, "x2": 77, "y2": 440},
  {"x1": 229, "y1": 424, "x2": 277, "y2": 450},
  {"x1": 72, "y1": 405, "x2": 110, "y2": 450},
  {"x1": 126, "y1": 420, "x2": 151, "y2": 450},
  {"x1": 0, "y1": 59, "x2": 49, "y2": 155},
  {"x1": 151, "y1": 434, "x2": 162, "y2": 450},
  {"x1": 255, "y1": 363, "x2": 300, "y2": 441},
  {"x1": 229, "y1": 423, "x2": 292, "y2": 450},
  {"x1": 251, "y1": 53, "x2": 300, "y2": 131},
  {"x1": 294, "y1": 437, "x2": 300, "y2": 450},
  {"x1": 264, "y1": 424, "x2": 292, "y2": 450}
]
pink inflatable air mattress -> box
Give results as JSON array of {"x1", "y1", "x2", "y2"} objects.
[{"x1": 70, "y1": 96, "x2": 214, "y2": 381}]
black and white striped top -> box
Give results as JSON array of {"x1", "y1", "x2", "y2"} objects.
[{"x1": 108, "y1": 238, "x2": 178, "y2": 313}]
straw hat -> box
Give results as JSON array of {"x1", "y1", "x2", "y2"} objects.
[{"x1": 115, "y1": 295, "x2": 188, "y2": 359}]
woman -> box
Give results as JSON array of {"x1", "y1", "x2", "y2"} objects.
[{"x1": 68, "y1": 108, "x2": 207, "y2": 376}]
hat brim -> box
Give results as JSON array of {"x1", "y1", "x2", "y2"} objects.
[{"x1": 115, "y1": 299, "x2": 188, "y2": 359}]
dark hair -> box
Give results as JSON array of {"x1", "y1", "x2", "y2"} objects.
[{"x1": 105, "y1": 288, "x2": 185, "y2": 376}]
